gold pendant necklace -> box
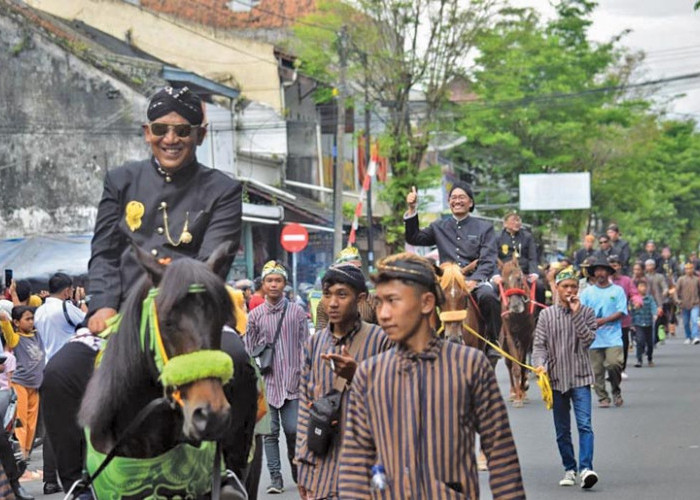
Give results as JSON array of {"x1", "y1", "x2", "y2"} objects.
[{"x1": 159, "y1": 203, "x2": 192, "y2": 246}]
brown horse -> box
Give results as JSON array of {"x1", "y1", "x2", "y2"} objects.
[
  {"x1": 437, "y1": 262, "x2": 485, "y2": 350},
  {"x1": 498, "y1": 259, "x2": 535, "y2": 407}
]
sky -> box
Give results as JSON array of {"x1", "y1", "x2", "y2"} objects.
[{"x1": 509, "y1": 0, "x2": 700, "y2": 120}]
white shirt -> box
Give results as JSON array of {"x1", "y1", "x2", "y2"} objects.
[{"x1": 34, "y1": 297, "x2": 86, "y2": 361}]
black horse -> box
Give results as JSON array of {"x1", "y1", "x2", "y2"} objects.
[{"x1": 78, "y1": 243, "x2": 254, "y2": 498}]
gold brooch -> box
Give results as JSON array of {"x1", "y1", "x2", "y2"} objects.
[
  {"x1": 125, "y1": 201, "x2": 145, "y2": 232},
  {"x1": 501, "y1": 244, "x2": 509, "y2": 255}
]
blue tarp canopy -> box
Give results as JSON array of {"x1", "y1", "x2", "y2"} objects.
[{"x1": 0, "y1": 234, "x2": 92, "y2": 287}]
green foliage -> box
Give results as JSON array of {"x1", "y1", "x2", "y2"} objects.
[
  {"x1": 451, "y1": 0, "x2": 700, "y2": 254},
  {"x1": 293, "y1": 0, "x2": 498, "y2": 251}
]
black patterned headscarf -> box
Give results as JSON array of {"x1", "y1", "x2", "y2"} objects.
[{"x1": 147, "y1": 86, "x2": 204, "y2": 125}]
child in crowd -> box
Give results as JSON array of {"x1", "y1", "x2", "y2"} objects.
[
  {"x1": 1, "y1": 306, "x2": 45, "y2": 459},
  {"x1": 632, "y1": 278, "x2": 657, "y2": 367}
]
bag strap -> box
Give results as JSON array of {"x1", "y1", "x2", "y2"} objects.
[
  {"x1": 270, "y1": 302, "x2": 288, "y2": 346},
  {"x1": 63, "y1": 300, "x2": 77, "y2": 328}
]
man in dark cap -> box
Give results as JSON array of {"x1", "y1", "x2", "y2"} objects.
[
  {"x1": 88, "y1": 85, "x2": 242, "y2": 333},
  {"x1": 606, "y1": 224, "x2": 630, "y2": 274},
  {"x1": 404, "y1": 181, "x2": 502, "y2": 357},
  {"x1": 338, "y1": 253, "x2": 524, "y2": 499},
  {"x1": 296, "y1": 263, "x2": 391, "y2": 500},
  {"x1": 494, "y1": 211, "x2": 539, "y2": 283}
]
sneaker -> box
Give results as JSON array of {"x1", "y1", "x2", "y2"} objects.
[
  {"x1": 614, "y1": 394, "x2": 624, "y2": 407},
  {"x1": 634, "y1": 362, "x2": 642, "y2": 368},
  {"x1": 621, "y1": 371, "x2": 628, "y2": 380},
  {"x1": 648, "y1": 360, "x2": 655, "y2": 367},
  {"x1": 684, "y1": 339, "x2": 691, "y2": 345},
  {"x1": 693, "y1": 338, "x2": 700, "y2": 345},
  {"x1": 598, "y1": 399, "x2": 611, "y2": 408},
  {"x1": 580, "y1": 469, "x2": 599, "y2": 489},
  {"x1": 266, "y1": 475, "x2": 284, "y2": 494},
  {"x1": 559, "y1": 470, "x2": 576, "y2": 487}
]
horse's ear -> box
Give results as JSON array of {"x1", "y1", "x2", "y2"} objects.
[
  {"x1": 207, "y1": 241, "x2": 235, "y2": 279},
  {"x1": 131, "y1": 243, "x2": 165, "y2": 286},
  {"x1": 433, "y1": 262, "x2": 443, "y2": 277}
]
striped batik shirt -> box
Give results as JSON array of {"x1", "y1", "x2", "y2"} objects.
[
  {"x1": 338, "y1": 337, "x2": 525, "y2": 500},
  {"x1": 296, "y1": 320, "x2": 391, "y2": 499},
  {"x1": 531, "y1": 304, "x2": 597, "y2": 392},
  {"x1": 244, "y1": 297, "x2": 309, "y2": 408}
]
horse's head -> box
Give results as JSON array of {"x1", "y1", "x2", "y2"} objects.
[
  {"x1": 134, "y1": 242, "x2": 234, "y2": 442},
  {"x1": 439, "y1": 263, "x2": 469, "y2": 344},
  {"x1": 502, "y1": 260, "x2": 527, "y2": 314}
]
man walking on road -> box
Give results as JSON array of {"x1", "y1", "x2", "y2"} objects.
[
  {"x1": 296, "y1": 264, "x2": 390, "y2": 500},
  {"x1": 580, "y1": 257, "x2": 628, "y2": 408},
  {"x1": 404, "y1": 182, "x2": 502, "y2": 358},
  {"x1": 338, "y1": 253, "x2": 525, "y2": 499},
  {"x1": 245, "y1": 261, "x2": 309, "y2": 494},
  {"x1": 607, "y1": 224, "x2": 630, "y2": 274},
  {"x1": 675, "y1": 263, "x2": 700, "y2": 345},
  {"x1": 533, "y1": 266, "x2": 599, "y2": 490}
]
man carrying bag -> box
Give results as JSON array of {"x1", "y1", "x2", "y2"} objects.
[{"x1": 245, "y1": 261, "x2": 309, "y2": 494}]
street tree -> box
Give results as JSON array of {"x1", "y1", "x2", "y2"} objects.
[{"x1": 292, "y1": 0, "x2": 500, "y2": 247}]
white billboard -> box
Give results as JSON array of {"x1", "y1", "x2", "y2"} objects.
[{"x1": 519, "y1": 172, "x2": 591, "y2": 211}]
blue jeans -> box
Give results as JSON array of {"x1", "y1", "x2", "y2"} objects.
[
  {"x1": 552, "y1": 386, "x2": 594, "y2": 472},
  {"x1": 263, "y1": 398, "x2": 299, "y2": 481},
  {"x1": 681, "y1": 306, "x2": 699, "y2": 340}
]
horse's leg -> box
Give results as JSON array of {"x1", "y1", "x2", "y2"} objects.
[{"x1": 503, "y1": 323, "x2": 524, "y2": 407}]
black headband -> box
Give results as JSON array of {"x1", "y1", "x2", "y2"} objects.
[
  {"x1": 322, "y1": 264, "x2": 368, "y2": 294},
  {"x1": 147, "y1": 86, "x2": 204, "y2": 125},
  {"x1": 373, "y1": 257, "x2": 444, "y2": 305}
]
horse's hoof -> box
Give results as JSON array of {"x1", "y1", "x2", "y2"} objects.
[
  {"x1": 512, "y1": 399, "x2": 524, "y2": 408},
  {"x1": 477, "y1": 459, "x2": 488, "y2": 471},
  {"x1": 508, "y1": 392, "x2": 517, "y2": 401}
]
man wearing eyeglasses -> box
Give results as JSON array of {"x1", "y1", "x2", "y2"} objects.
[
  {"x1": 404, "y1": 181, "x2": 502, "y2": 358},
  {"x1": 594, "y1": 235, "x2": 613, "y2": 261},
  {"x1": 87, "y1": 86, "x2": 242, "y2": 333}
]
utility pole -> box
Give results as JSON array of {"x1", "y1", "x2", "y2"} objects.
[
  {"x1": 333, "y1": 26, "x2": 348, "y2": 256},
  {"x1": 363, "y1": 54, "x2": 374, "y2": 272}
]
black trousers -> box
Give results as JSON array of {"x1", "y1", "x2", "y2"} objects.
[
  {"x1": 621, "y1": 326, "x2": 631, "y2": 371},
  {"x1": 474, "y1": 284, "x2": 502, "y2": 343},
  {"x1": 41, "y1": 343, "x2": 98, "y2": 491},
  {"x1": 243, "y1": 435, "x2": 263, "y2": 500}
]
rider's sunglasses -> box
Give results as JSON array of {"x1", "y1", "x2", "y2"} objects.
[{"x1": 148, "y1": 122, "x2": 200, "y2": 138}]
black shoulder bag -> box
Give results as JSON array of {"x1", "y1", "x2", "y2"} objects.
[
  {"x1": 250, "y1": 302, "x2": 287, "y2": 375},
  {"x1": 307, "y1": 387, "x2": 345, "y2": 456}
]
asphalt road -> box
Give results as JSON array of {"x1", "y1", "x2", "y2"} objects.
[{"x1": 22, "y1": 335, "x2": 700, "y2": 499}]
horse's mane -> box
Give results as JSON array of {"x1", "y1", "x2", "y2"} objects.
[
  {"x1": 79, "y1": 258, "x2": 233, "y2": 439},
  {"x1": 440, "y1": 262, "x2": 468, "y2": 292}
]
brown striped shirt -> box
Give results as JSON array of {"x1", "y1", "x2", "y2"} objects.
[
  {"x1": 531, "y1": 304, "x2": 597, "y2": 392},
  {"x1": 296, "y1": 321, "x2": 392, "y2": 499},
  {"x1": 338, "y1": 337, "x2": 525, "y2": 500}
]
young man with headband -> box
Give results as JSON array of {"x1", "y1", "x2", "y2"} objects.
[
  {"x1": 338, "y1": 253, "x2": 524, "y2": 499},
  {"x1": 533, "y1": 266, "x2": 599, "y2": 489},
  {"x1": 296, "y1": 263, "x2": 390, "y2": 499}
]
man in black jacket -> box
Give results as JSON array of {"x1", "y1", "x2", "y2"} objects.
[
  {"x1": 607, "y1": 224, "x2": 631, "y2": 275},
  {"x1": 494, "y1": 212, "x2": 539, "y2": 279},
  {"x1": 87, "y1": 85, "x2": 242, "y2": 333},
  {"x1": 404, "y1": 181, "x2": 501, "y2": 356}
]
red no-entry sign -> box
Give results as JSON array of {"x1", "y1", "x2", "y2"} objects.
[{"x1": 280, "y1": 223, "x2": 309, "y2": 253}]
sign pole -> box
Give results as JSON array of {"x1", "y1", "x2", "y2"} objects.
[{"x1": 292, "y1": 251, "x2": 298, "y2": 300}]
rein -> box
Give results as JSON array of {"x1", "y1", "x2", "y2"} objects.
[
  {"x1": 76, "y1": 284, "x2": 233, "y2": 499},
  {"x1": 499, "y1": 280, "x2": 547, "y2": 315}
]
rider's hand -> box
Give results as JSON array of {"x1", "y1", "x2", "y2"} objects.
[
  {"x1": 465, "y1": 280, "x2": 478, "y2": 293},
  {"x1": 406, "y1": 185, "x2": 418, "y2": 214},
  {"x1": 88, "y1": 307, "x2": 118, "y2": 334},
  {"x1": 527, "y1": 273, "x2": 539, "y2": 283},
  {"x1": 492, "y1": 275, "x2": 502, "y2": 285}
]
